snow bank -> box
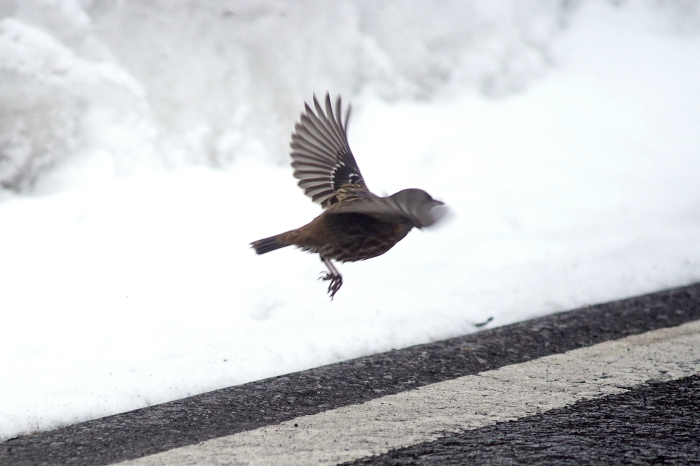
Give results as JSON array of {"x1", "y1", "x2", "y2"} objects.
[{"x1": 1, "y1": 0, "x2": 576, "y2": 189}]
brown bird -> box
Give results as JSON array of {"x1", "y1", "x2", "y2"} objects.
[{"x1": 251, "y1": 94, "x2": 446, "y2": 299}]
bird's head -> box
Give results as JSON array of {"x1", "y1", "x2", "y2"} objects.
[{"x1": 389, "y1": 189, "x2": 447, "y2": 228}]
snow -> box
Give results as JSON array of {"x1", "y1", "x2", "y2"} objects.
[{"x1": 2, "y1": 0, "x2": 700, "y2": 440}]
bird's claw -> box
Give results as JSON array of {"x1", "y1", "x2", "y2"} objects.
[{"x1": 319, "y1": 272, "x2": 343, "y2": 299}]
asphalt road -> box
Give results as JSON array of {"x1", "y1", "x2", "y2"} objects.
[{"x1": 2, "y1": 283, "x2": 700, "y2": 466}]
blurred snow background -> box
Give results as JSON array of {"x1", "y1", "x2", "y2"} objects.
[{"x1": 2, "y1": 0, "x2": 700, "y2": 440}]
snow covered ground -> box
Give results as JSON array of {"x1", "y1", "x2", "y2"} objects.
[{"x1": 2, "y1": 0, "x2": 700, "y2": 440}]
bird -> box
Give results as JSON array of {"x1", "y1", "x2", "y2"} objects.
[{"x1": 251, "y1": 93, "x2": 446, "y2": 299}]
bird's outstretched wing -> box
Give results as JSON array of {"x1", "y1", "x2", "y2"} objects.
[{"x1": 290, "y1": 94, "x2": 368, "y2": 209}]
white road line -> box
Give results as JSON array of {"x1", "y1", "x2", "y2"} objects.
[{"x1": 118, "y1": 320, "x2": 700, "y2": 466}]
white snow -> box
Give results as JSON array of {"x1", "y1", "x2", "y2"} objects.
[{"x1": 2, "y1": 0, "x2": 700, "y2": 440}]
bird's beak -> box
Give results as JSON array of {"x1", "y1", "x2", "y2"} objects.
[{"x1": 423, "y1": 200, "x2": 448, "y2": 227}]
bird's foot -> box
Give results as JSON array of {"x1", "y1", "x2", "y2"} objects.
[{"x1": 319, "y1": 272, "x2": 343, "y2": 299}]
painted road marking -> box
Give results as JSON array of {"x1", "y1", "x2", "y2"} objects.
[
  {"x1": 117, "y1": 320, "x2": 700, "y2": 466},
  {"x1": 345, "y1": 376, "x2": 700, "y2": 465}
]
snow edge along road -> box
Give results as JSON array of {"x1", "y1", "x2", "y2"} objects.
[
  {"x1": 2, "y1": 283, "x2": 700, "y2": 466},
  {"x1": 119, "y1": 317, "x2": 700, "y2": 465}
]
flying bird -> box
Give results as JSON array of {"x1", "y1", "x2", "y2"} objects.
[{"x1": 251, "y1": 94, "x2": 446, "y2": 299}]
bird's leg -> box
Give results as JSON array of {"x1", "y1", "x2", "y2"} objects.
[{"x1": 319, "y1": 256, "x2": 343, "y2": 299}]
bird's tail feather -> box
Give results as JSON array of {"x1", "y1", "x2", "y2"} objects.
[{"x1": 251, "y1": 234, "x2": 290, "y2": 255}]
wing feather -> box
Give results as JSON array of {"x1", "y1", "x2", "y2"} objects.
[{"x1": 290, "y1": 93, "x2": 367, "y2": 208}]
